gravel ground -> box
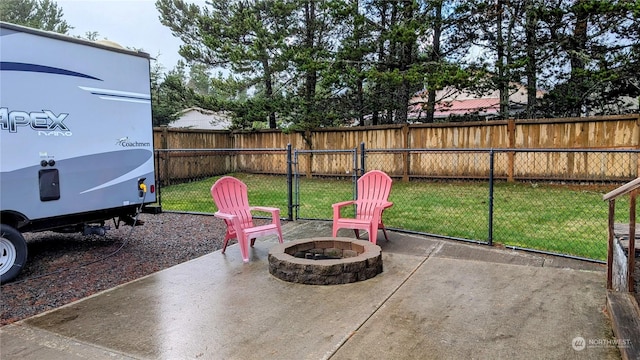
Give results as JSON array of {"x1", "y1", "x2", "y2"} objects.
[{"x1": 0, "y1": 212, "x2": 226, "y2": 326}]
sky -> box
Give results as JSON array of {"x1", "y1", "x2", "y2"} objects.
[{"x1": 58, "y1": 0, "x2": 204, "y2": 71}]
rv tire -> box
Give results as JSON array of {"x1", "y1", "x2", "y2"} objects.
[{"x1": 0, "y1": 224, "x2": 28, "y2": 284}]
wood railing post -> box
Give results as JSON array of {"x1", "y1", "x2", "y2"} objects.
[
  {"x1": 603, "y1": 177, "x2": 640, "y2": 293},
  {"x1": 628, "y1": 191, "x2": 637, "y2": 293},
  {"x1": 607, "y1": 199, "x2": 615, "y2": 290},
  {"x1": 636, "y1": 114, "x2": 640, "y2": 178}
]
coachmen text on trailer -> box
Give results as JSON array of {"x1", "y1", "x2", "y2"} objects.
[{"x1": 0, "y1": 22, "x2": 157, "y2": 283}]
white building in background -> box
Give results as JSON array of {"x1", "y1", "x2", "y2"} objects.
[{"x1": 169, "y1": 107, "x2": 232, "y2": 130}]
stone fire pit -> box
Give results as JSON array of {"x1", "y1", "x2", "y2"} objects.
[{"x1": 268, "y1": 237, "x2": 383, "y2": 285}]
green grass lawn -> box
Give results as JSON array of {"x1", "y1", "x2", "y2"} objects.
[{"x1": 159, "y1": 174, "x2": 631, "y2": 261}]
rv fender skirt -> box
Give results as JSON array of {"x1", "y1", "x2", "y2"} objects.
[{"x1": 0, "y1": 224, "x2": 28, "y2": 284}]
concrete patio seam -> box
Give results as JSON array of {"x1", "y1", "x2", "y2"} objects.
[{"x1": 324, "y1": 241, "x2": 444, "y2": 360}]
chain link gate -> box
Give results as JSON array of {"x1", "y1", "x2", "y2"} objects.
[
  {"x1": 293, "y1": 148, "x2": 360, "y2": 220},
  {"x1": 290, "y1": 144, "x2": 490, "y2": 245}
]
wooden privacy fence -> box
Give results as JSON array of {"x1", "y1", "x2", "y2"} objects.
[
  {"x1": 155, "y1": 148, "x2": 290, "y2": 185},
  {"x1": 155, "y1": 114, "x2": 640, "y2": 182}
]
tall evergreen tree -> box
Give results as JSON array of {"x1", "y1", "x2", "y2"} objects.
[
  {"x1": 156, "y1": 0, "x2": 295, "y2": 129},
  {"x1": 288, "y1": 0, "x2": 336, "y2": 128},
  {"x1": 524, "y1": 0, "x2": 539, "y2": 118},
  {"x1": 537, "y1": 0, "x2": 639, "y2": 116},
  {"x1": 150, "y1": 61, "x2": 196, "y2": 126},
  {"x1": 317, "y1": 0, "x2": 375, "y2": 127},
  {"x1": 0, "y1": 0, "x2": 70, "y2": 34},
  {"x1": 360, "y1": 0, "x2": 426, "y2": 124},
  {"x1": 415, "y1": 0, "x2": 473, "y2": 123},
  {"x1": 153, "y1": 0, "x2": 639, "y2": 127},
  {"x1": 187, "y1": 63, "x2": 213, "y2": 95}
]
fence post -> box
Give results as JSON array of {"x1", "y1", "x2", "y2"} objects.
[
  {"x1": 293, "y1": 149, "x2": 300, "y2": 220},
  {"x1": 359, "y1": 142, "x2": 365, "y2": 175},
  {"x1": 286, "y1": 144, "x2": 293, "y2": 221},
  {"x1": 488, "y1": 149, "x2": 495, "y2": 246},
  {"x1": 305, "y1": 130, "x2": 313, "y2": 179},
  {"x1": 507, "y1": 119, "x2": 515, "y2": 182},
  {"x1": 161, "y1": 125, "x2": 170, "y2": 186},
  {"x1": 154, "y1": 150, "x2": 163, "y2": 209},
  {"x1": 403, "y1": 124, "x2": 410, "y2": 182}
]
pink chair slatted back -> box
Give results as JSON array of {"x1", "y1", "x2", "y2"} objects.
[
  {"x1": 356, "y1": 170, "x2": 392, "y2": 220},
  {"x1": 211, "y1": 177, "x2": 254, "y2": 230},
  {"x1": 211, "y1": 176, "x2": 283, "y2": 262}
]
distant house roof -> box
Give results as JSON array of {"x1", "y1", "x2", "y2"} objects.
[
  {"x1": 433, "y1": 98, "x2": 501, "y2": 117},
  {"x1": 408, "y1": 83, "x2": 545, "y2": 120},
  {"x1": 169, "y1": 107, "x2": 232, "y2": 130}
]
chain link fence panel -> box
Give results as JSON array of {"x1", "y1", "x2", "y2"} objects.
[
  {"x1": 491, "y1": 150, "x2": 637, "y2": 261},
  {"x1": 155, "y1": 147, "x2": 639, "y2": 262},
  {"x1": 155, "y1": 149, "x2": 292, "y2": 219}
]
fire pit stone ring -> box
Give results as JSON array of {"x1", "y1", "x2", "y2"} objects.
[{"x1": 268, "y1": 237, "x2": 383, "y2": 285}]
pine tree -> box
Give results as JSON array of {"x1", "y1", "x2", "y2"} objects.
[{"x1": 0, "y1": 0, "x2": 71, "y2": 34}]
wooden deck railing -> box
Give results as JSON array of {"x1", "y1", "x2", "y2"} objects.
[{"x1": 603, "y1": 177, "x2": 640, "y2": 291}]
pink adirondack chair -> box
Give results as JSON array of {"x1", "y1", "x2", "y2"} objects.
[
  {"x1": 332, "y1": 170, "x2": 393, "y2": 245},
  {"x1": 211, "y1": 176, "x2": 283, "y2": 262}
]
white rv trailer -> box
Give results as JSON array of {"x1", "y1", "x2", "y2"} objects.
[{"x1": 0, "y1": 22, "x2": 157, "y2": 283}]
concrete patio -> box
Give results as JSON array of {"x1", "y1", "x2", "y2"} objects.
[{"x1": 0, "y1": 220, "x2": 620, "y2": 359}]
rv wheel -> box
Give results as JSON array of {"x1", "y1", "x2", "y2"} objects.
[{"x1": 0, "y1": 224, "x2": 28, "y2": 284}]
